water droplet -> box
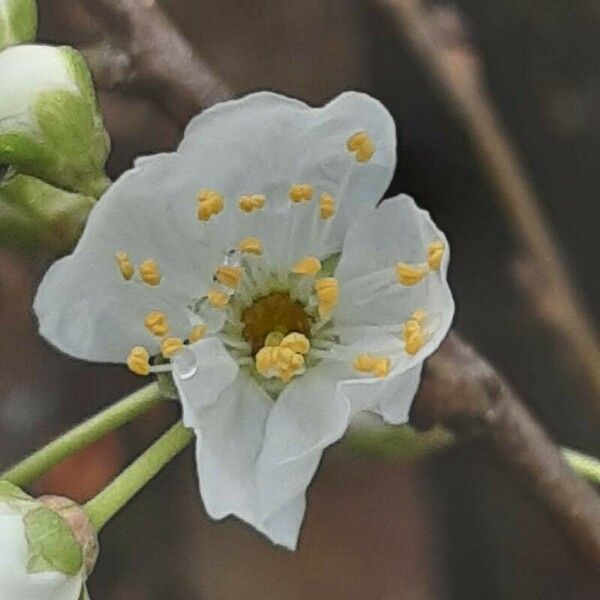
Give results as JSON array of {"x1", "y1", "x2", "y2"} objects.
[{"x1": 173, "y1": 347, "x2": 198, "y2": 380}]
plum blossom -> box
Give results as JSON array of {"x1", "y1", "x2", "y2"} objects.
[{"x1": 35, "y1": 92, "x2": 454, "y2": 549}]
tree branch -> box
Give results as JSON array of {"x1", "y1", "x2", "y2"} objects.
[
  {"x1": 413, "y1": 333, "x2": 600, "y2": 570},
  {"x1": 82, "y1": 0, "x2": 231, "y2": 125},
  {"x1": 378, "y1": 0, "x2": 600, "y2": 405}
]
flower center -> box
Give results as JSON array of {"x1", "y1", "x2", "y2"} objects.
[{"x1": 241, "y1": 292, "x2": 312, "y2": 355}]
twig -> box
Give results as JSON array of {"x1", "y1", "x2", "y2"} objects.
[
  {"x1": 413, "y1": 333, "x2": 600, "y2": 569},
  {"x1": 378, "y1": 0, "x2": 600, "y2": 404},
  {"x1": 82, "y1": 0, "x2": 231, "y2": 125}
]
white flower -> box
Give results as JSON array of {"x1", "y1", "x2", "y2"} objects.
[
  {"x1": 0, "y1": 0, "x2": 37, "y2": 50},
  {"x1": 0, "y1": 484, "x2": 89, "y2": 600},
  {"x1": 34, "y1": 92, "x2": 454, "y2": 549}
]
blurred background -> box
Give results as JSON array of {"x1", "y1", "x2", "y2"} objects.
[{"x1": 1, "y1": 0, "x2": 599, "y2": 597}]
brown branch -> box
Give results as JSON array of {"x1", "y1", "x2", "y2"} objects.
[
  {"x1": 413, "y1": 333, "x2": 600, "y2": 570},
  {"x1": 82, "y1": 0, "x2": 231, "y2": 125},
  {"x1": 378, "y1": 0, "x2": 600, "y2": 405}
]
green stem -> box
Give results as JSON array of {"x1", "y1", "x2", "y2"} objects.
[
  {"x1": 562, "y1": 448, "x2": 600, "y2": 486},
  {"x1": 84, "y1": 420, "x2": 193, "y2": 531},
  {"x1": 345, "y1": 427, "x2": 600, "y2": 486},
  {"x1": 1, "y1": 383, "x2": 163, "y2": 487}
]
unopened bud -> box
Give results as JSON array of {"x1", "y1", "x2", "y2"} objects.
[
  {"x1": 0, "y1": 481, "x2": 95, "y2": 600},
  {"x1": 0, "y1": 44, "x2": 110, "y2": 198}
]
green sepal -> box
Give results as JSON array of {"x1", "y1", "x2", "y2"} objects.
[
  {"x1": 320, "y1": 252, "x2": 341, "y2": 277},
  {"x1": 156, "y1": 372, "x2": 180, "y2": 400},
  {"x1": 0, "y1": 479, "x2": 32, "y2": 501},
  {"x1": 80, "y1": 587, "x2": 91, "y2": 600},
  {"x1": 24, "y1": 506, "x2": 83, "y2": 576},
  {"x1": 0, "y1": 0, "x2": 38, "y2": 50},
  {"x1": 0, "y1": 172, "x2": 94, "y2": 254}
]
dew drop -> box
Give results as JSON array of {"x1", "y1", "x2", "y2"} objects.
[{"x1": 173, "y1": 346, "x2": 198, "y2": 380}]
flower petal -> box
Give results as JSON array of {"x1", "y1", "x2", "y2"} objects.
[
  {"x1": 256, "y1": 363, "x2": 351, "y2": 523},
  {"x1": 375, "y1": 364, "x2": 423, "y2": 424},
  {"x1": 192, "y1": 372, "x2": 272, "y2": 527},
  {"x1": 171, "y1": 337, "x2": 239, "y2": 425},
  {"x1": 334, "y1": 194, "x2": 454, "y2": 364}
]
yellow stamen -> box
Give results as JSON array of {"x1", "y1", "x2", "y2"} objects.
[
  {"x1": 264, "y1": 331, "x2": 285, "y2": 347},
  {"x1": 411, "y1": 309, "x2": 427, "y2": 324},
  {"x1": 127, "y1": 346, "x2": 150, "y2": 376},
  {"x1": 238, "y1": 237, "x2": 263, "y2": 256},
  {"x1": 207, "y1": 288, "x2": 229, "y2": 309},
  {"x1": 320, "y1": 193, "x2": 336, "y2": 219},
  {"x1": 395, "y1": 263, "x2": 428, "y2": 286},
  {"x1": 280, "y1": 354, "x2": 305, "y2": 383},
  {"x1": 139, "y1": 259, "x2": 161, "y2": 286},
  {"x1": 197, "y1": 189, "x2": 224, "y2": 221},
  {"x1": 315, "y1": 277, "x2": 339, "y2": 317},
  {"x1": 292, "y1": 256, "x2": 321, "y2": 276},
  {"x1": 144, "y1": 310, "x2": 169, "y2": 337},
  {"x1": 239, "y1": 194, "x2": 266, "y2": 213},
  {"x1": 289, "y1": 184, "x2": 313, "y2": 203},
  {"x1": 280, "y1": 332, "x2": 310, "y2": 355},
  {"x1": 188, "y1": 324, "x2": 207, "y2": 343},
  {"x1": 347, "y1": 131, "x2": 375, "y2": 163},
  {"x1": 255, "y1": 346, "x2": 277, "y2": 376},
  {"x1": 427, "y1": 240, "x2": 444, "y2": 271},
  {"x1": 115, "y1": 251, "x2": 134, "y2": 281},
  {"x1": 255, "y1": 337, "x2": 306, "y2": 382},
  {"x1": 161, "y1": 337, "x2": 184, "y2": 359},
  {"x1": 403, "y1": 315, "x2": 425, "y2": 355},
  {"x1": 353, "y1": 354, "x2": 391, "y2": 378},
  {"x1": 215, "y1": 265, "x2": 243, "y2": 289}
]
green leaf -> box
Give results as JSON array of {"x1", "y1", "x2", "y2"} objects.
[
  {"x1": 0, "y1": 173, "x2": 94, "y2": 254},
  {"x1": 24, "y1": 507, "x2": 83, "y2": 576}
]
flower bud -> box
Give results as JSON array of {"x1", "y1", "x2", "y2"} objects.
[
  {"x1": 0, "y1": 481, "x2": 95, "y2": 600},
  {"x1": 0, "y1": 44, "x2": 110, "y2": 198},
  {"x1": 0, "y1": 0, "x2": 37, "y2": 50},
  {"x1": 0, "y1": 173, "x2": 94, "y2": 254}
]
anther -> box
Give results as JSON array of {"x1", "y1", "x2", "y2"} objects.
[
  {"x1": 115, "y1": 251, "x2": 134, "y2": 281},
  {"x1": 427, "y1": 240, "x2": 444, "y2": 271},
  {"x1": 395, "y1": 263, "x2": 427, "y2": 286},
  {"x1": 347, "y1": 131, "x2": 375, "y2": 163},
  {"x1": 238, "y1": 237, "x2": 263, "y2": 255},
  {"x1": 161, "y1": 337, "x2": 184, "y2": 359},
  {"x1": 319, "y1": 193, "x2": 336, "y2": 219},
  {"x1": 403, "y1": 314, "x2": 425, "y2": 355},
  {"x1": 280, "y1": 332, "x2": 310, "y2": 355},
  {"x1": 188, "y1": 324, "x2": 207, "y2": 343},
  {"x1": 139, "y1": 259, "x2": 161, "y2": 286},
  {"x1": 144, "y1": 310, "x2": 169, "y2": 337},
  {"x1": 239, "y1": 194, "x2": 266, "y2": 213},
  {"x1": 353, "y1": 354, "x2": 391, "y2": 378},
  {"x1": 215, "y1": 265, "x2": 243, "y2": 289},
  {"x1": 315, "y1": 277, "x2": 339, "y2": 317},
  {"x1": 127, "y1": 346, "x2": 150, "y2": 376},
  {"x1": 292, "y1": 256, "x2": 321, "y2": 276},
  {"x1": 207, "y1": 288, "x2": 229, "y2": 309},
  {"x1": 197, "y1": 189, "x2": 224, "y2": 221},
  {"x1": 289, "y1": 184, "x2": 313, "y2": 203}
]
